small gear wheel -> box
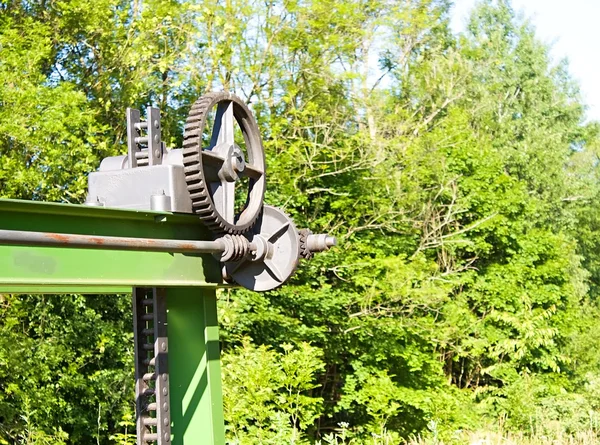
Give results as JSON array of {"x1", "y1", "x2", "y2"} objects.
[
  {"x1": 299, "y1": 229, "x2": 313, "y2": 260},
  {"x1": 182, "y1": 92, "x2": 266, "y2": 234}
]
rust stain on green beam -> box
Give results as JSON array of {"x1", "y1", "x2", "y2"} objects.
[
  {"x1": 0, "y1": 199, "x2": 223, "y2": 292},
  {"x1": 0, "y1": 245, "x2": 221, "y2": 292}
]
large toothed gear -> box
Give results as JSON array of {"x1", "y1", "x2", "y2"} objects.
[{"x1": 182, "y1": 92, "x2": 266, "y2": 234}]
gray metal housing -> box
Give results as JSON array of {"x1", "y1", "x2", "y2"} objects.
[{"x1": 86, "y1": 154, "x2": 192, "y2": 213}]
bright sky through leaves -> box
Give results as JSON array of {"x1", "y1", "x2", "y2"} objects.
[{"x1": 451, "y1": 0, "x2": 600, "y2": 122}]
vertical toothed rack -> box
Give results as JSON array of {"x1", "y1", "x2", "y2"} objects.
[{"x1": 133, "y1": 288, "x2": 171, "y2": 444}]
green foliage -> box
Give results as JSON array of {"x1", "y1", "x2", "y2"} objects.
[
  {"x1": 0, "y1": 295, "x2": 134, "y2": 443},
  {"x1": 0, "y1": 17, "x2": 107, "y2": 201},
  {"x1": 2, "y1": 0, "x2": 600, "y2": 443},
  {"x1": 222, "y1": 340, "x2": 324, "y2": 444}
]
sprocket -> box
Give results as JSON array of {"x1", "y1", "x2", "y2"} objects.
[
  {"x1": 182, "y1": 92, "x2": 266, "y2": 234},
  {"x1": 299, "y1": 229, "x2": 313, "y2": 260}
]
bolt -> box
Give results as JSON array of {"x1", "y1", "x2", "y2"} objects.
[
  {"x1": 163, "y1": 403, "x2": 169, "y2": 412},
  {"x1": 154, "y1": 120, "x2": 160, "y2": 129}
]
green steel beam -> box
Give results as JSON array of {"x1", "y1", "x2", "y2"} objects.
[
  {"x1": 168, "y1": 288, "x2": 225, "y2": 445},
  {"x1": 0, "y1": 199, "x2": 222, "y2": 293}
]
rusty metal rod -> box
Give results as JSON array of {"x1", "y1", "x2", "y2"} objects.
[{"x1": 0, "y1": 229, "x2": 226, "y2": 254}]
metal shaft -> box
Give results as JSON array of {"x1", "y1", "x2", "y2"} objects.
[{"x1": 0, "y1": 229, "x2": 225, "y2": 254}]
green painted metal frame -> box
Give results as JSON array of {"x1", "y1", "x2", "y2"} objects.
[
  {"x1": 0, "y1": 199, "x2": 227, "y2": 444},
  {"x1": 0, "y1": 199, "x2": 223, "y2": 293}
]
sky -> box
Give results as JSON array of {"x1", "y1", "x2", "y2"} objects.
[{"x1": 450, "y1": 0, "x2": 600, "y2": 122}]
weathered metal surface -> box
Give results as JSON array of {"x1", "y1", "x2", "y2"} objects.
[
  {"x1": 87, "y1": 163, "x2": 194, "y2": 213},
  {"x1": 0, "y1": 229, "x2": 225, "y2": 254},
  {"x1": 0, "y1": 285, "x2": 133, "y2": 294},
  {"x1": 0, "y1": 93, "x2": 340, "y2": 445},
  {"x1": 0, "y1": 199, "x2": 222, "y2": 293},
  {"x1": 182, "y1": 92, "x2": 266, "y2": 235},
  {"x1": 226, "y1": 205, "x2": 301, "y2": 291}
]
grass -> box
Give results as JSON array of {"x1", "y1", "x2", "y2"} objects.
[{"x1": 406, "y1": 429, "x2": 599, "y2": 445}]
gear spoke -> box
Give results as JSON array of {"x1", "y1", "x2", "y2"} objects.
[
  {"x1": 210, "y1": 181, "x2": 235, "y2": 224},
  {"x1": 201, "y1": 150, "x2": 226, "y2": 166},
  {"x1": 264, "y1": 259, "x2": 284, "y2": 283},
  {"x1": 199, "y1": 151, "x2": 226, "y2": 182},
  {"x1": 268, "y1": 222, "x2": 290, "y2": 243},
  {"x1": 224, "y1": 181, "x2": 235, "y2": 223},
  {"x1": 239, "y1": 163, "x2": 264, "y2": 180},
  {"x1": 209, "y1": 101, "x2": 235, "y2": 148}
]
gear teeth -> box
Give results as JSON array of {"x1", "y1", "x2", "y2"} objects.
[
  {"x1": 182, "y1": 92, "x2": 266, "y2": 235},
  {"x1": 299, "y1": 229, "x2": 313, "y2": 260}
]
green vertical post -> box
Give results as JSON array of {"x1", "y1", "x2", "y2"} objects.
[{"x1": 166, "y1": 288, "x2": 225, "y2": 445}]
